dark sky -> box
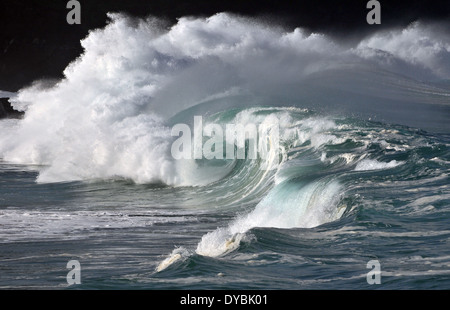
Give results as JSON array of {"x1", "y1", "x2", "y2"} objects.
[{"x1": 0, "y1": 0, "x2": 449, "y2": 91}]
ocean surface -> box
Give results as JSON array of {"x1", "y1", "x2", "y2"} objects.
[{"x1": 0, "y1": 13, "x2": 449, "y2": 289}]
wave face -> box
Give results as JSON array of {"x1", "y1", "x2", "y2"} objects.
[{"x1": 0, "y1": 13, "x2": 449, "y2": 274}]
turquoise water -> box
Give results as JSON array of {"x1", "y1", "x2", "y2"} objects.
[
  {"x1": 1, "y1": 109, "x2": 449, "y2": 289},
  {"x1": 0, "y1": 14, "x2": 449, "y2": 290}
]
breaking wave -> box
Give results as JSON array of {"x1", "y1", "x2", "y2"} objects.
[{"x1": 0, "y1": 13, "x2": 449, "y2": 267}]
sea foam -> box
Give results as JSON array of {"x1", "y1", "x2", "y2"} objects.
[{"x1": 0, "y1": 13, "x2": 448, "y2": 184}]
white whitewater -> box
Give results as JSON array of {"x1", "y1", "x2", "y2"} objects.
[
  {"x1": 0, "y1": 13, "x2": 448, "y2": 185},
  {"x1": 0, "y1": 14, "x2": 448, "y2": 270}
]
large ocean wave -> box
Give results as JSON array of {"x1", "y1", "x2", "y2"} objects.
[
  {"x1": 0, "y1": 13, "x2": 448, "y2": 183},
  {"x1": 0, "y1": 13, "x2": 449, "y2": 268}
]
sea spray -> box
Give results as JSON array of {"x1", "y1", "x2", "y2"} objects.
[
  {"x1": 0, "y1": 13, "x2": 448, "y2": 289},
  {"x1": 1, "y1": 14, "x2": 448, "y2": 184}
]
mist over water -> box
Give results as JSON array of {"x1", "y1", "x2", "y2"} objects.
[
  {"x1": 0, "y1": 13, "x2": 448, "y2": 184},
  {"x1": 0, "y1": 13, "x2": 449, "y2": 288}
]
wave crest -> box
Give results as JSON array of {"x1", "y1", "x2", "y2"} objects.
[{"x1": 1, "y1": 13, "x2": 448, "y2": 184}]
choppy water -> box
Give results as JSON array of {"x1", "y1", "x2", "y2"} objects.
[{"x1": 0, "y1": 13, "x2": 449, "y2": 289}]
